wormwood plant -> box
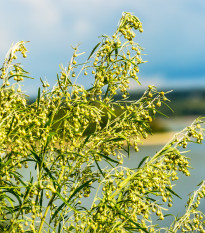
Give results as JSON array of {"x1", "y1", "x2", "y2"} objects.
[{"x1": 0, "y1": 12, "x2": 204, "y2": 233}]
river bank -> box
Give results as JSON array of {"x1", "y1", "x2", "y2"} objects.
[{"x1": 141, "y1": 116, "x2": 198, "y2": 146}]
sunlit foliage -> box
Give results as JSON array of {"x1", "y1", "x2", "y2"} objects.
[{"x1": 0, "y1": 12, "x2": 204, "y2": 233}]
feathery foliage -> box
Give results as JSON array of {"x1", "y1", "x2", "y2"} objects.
[{"x1": 0, "y1": 12, "x2": 204, "y2": 233}]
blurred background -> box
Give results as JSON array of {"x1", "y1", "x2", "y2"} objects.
[{"x1": 1, "y1": 0, "x2": 205, "y2": 227}]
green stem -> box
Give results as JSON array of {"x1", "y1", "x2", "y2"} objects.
[{"x1": 38, "y1": 194, "x2": 55, "y2": 233}]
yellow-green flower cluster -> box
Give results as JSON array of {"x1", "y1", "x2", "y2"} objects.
[{"x1": 0, "y1": 12, "x2": 204, "y2": 233}]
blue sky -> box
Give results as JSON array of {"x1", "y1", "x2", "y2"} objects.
[{"x1": 1, "y1": 0, "x2": 205, "y2": 96}]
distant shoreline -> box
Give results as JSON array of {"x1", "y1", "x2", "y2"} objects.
[
  {"x1": 140, "y1": 131, "x2": 177, "y2": 146},
  {"x1": 140, "y1": 116, "x2": 198, "y2": 146}
]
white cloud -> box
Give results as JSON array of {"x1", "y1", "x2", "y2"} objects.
[
  {"x1": 72, "y1": 19, "x2": 93, "y2": 38},
  {"x1": 161, "y1": 77, "x2": 205, "y2": 90},
  {"x1": 149, "y1": 76, "x2": 205, "y2": 90},
  {"x1": 1, "y1": 0, "x2": 205, "y2": 94},
  {"x1": 129, "y1": 73, "x2": 205, "y2": 91},
  {"x1": 18, "y1": 0, "x2": 61, "y2": 31},
  {"x1": 61, "y1": 0, "x2": 125, "y2": 11},
  {"x1": 129, "y1": 74, "x2": 166, "y2": 91}
]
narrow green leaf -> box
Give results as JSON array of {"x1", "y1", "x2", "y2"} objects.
[
  {"x1": 37, "y1": 87, "x2": 40, "y2": 108},
  {"x1": 162, "y1": 101, "x2": 174, "y2": 113},
  {"x1": 43, "y1": 132, "x2": 55, "y2": 153},
  {"x1": 5, "y1": 189, "x2": 22, "y2": 206},
  {"x1": 30, "y1": 150, "x2": 58, "y2": 188},
  {"x1": 97, "y1": 152, "x2": 119, "y2": 164},
  {"x1": 155, "y1": 109, "x2": 169, "y2": 118},
  {"x1": 4, "y1": 159, "x2": 12, "y2": 167},
  {"x1": 83, "y1": 134, "x2": 91, "y2": 146},
  {"x1": 44, "y1": 111, "x2": 53, "y2": 127},
  {"x1": 95, "y1": 100, "x2": 117, "y2": 117},
  {"x1": 35, "y1": 189, "x2": 39, "y2": 206},
  {"x1": 55, "y1": 191, "x2": 79, "y2": 213},
  {"x1": 2, "y1": 195, "x2": 14, "y2": 208},
  {"x1": 130, "y1": 76, "x2": 141, "y2": 86},
  {"x1": 40, "y1": 190, "x2": 44, "y2": 212},
  {"x1": 146, "y1": 197, "x2": 157, "y2": 202},
  {"x1": 197, "y1": 181, "x2": 204, "y2": 186},
  {"x1": 67, "y1": 179, "x2": 94, "y2": 202},
  {"x1": 0, "y1": 186, "x2": 25, "y2": 189},
  {"x1": 11, "y1": 172, "x2": 26, "y2": 186},
  {"x1": 94, "y1": 156, "x2": 104, "y2": 177},
  {"x1": 51, "y1": 203, "x2": 66, "y2": 222},
  {"x1": 23, "y1": 177, "x2": 33, "y2": 200},
  {"x1": 164, "y1": 214, "x2": 175, "y2": 218},
  {"x1": 114, "y1": 43, "x2": 119, "y2": 57},
  {"x1": 166, "y1": 187, "x2": 182, "y2": 199},
  {"x1": 43, "y1": 166, "x2": 57, "y2": 186},
  {"x1": 141, "y1": 122, "x2": 152, "y2": 134},
  {"x1": 9, "y1": 74, "x2": 34, "y2": 79},
  {"x1": 122, "y1": 139, "x2": 130, "y2": 158},
  {"x1": 30, "y1": 150, "x2": 40, "y2": 163},
  {"x1": 106, "y1": 137, "x2": 125, "y2": 142},
  {"x1": 138, "y1": 156, "x2": 149, "y2": 168},
  {"x1": 127, "y1": 141, "x2": 130, "y2": 158},
  {"x1": 111, "y1": 172, "x2": 140, "y2": 198},
  {"x1": 57, "y1": 73, "x2": 64, "y2": 93},
  {"x1": 103, "y1": 85, "x2": 109, "y2": 99},
  {"x1": 40, "y1": 77, "x2": 44, "y2": 84},
  {"x1": 87, "y1": 42, "x2": 101, "y2": 60},
  {"x1": 58, "y1": 223, "x2": 62, "y2": 233},
  {"x1": 148, "y1": 191, "x2": 162, "y2": 196}
]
